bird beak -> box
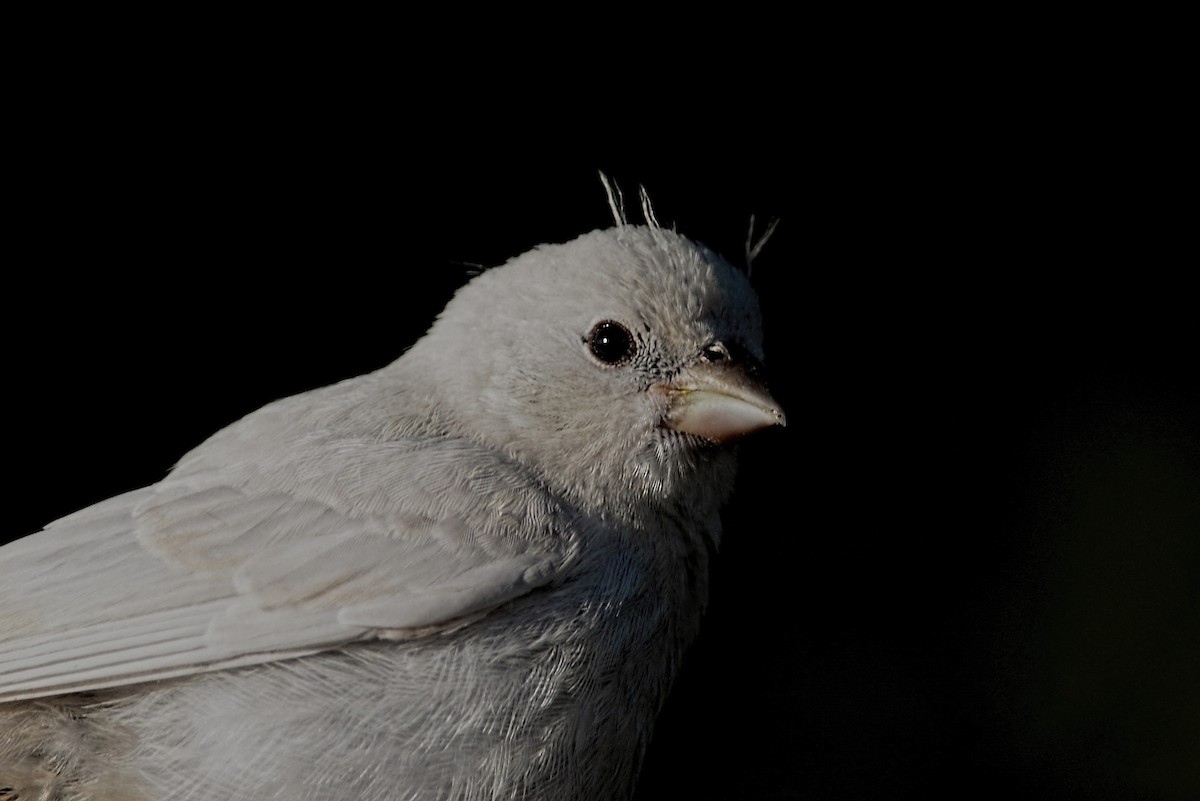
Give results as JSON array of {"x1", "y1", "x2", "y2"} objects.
[{"x1": 657, "y1": 360, "x2": 786, "y2": 444}]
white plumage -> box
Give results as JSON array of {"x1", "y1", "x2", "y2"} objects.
[{"x1": 0, "y1": 223, "x2": 783, "y2": 800}]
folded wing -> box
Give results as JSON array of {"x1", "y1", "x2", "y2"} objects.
[{"x1": 0, "y1": 437, "x2": 575, "y2": 702}]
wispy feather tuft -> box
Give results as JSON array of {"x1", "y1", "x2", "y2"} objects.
[
  {"x1": 744, "y1": 215, "x2": 780, "y2": 277},
  {"x1": 599, "y1": 172, "x2": 626, "y2": 227}
]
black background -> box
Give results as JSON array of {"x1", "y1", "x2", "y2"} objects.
[{"x1": 5, "y1": 27, "x2": 1196, "y2": 801}]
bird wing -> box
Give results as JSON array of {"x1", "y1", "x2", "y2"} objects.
[{"x1": 0, "y1": 437, "x2": 576, "y2": 703}]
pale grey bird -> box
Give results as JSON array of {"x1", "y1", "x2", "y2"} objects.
[{"x1": 0, "y1": 212, "x2": 784, "y2": 800}]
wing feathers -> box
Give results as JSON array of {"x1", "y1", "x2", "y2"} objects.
[
  {"x1": 338, "y1": 553, "x2": 553, "y2": 630},
  {"x1": 0, "y1": 601, "x2": 220, "y2": 701},
  {"x1": 1, "y1": 439, "x2": 574, "y2": 701}
]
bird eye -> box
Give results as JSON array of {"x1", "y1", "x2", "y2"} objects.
[
  {"x1": 586, "y1": 320, "x2": 636, "y2": 365},
  {"x1": 702, "y1": 342, "x2": 729, "y2": 362}
]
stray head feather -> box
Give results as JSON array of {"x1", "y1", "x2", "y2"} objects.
[
  {"x1": 599, "y1": 171, "x2": 661, "y2": 231},
  {"x1": 744, "y1": 214, "x2": 780, "y2": 278},
  {"x1": 600, "y1": 170, "x2": 780, "y2": 277}
]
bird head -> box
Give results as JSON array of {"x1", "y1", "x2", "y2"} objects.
[{"x1": 403, "y1": 225, "x2": 785, "y2": 517}]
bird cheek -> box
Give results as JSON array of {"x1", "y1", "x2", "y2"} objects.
[{"x1": 646, "y1": 383, "x2": 677, "y2": 425}]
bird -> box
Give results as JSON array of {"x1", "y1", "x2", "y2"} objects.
[{"x1": 0, "y1": 194, "x2": 784, "y2": 801}]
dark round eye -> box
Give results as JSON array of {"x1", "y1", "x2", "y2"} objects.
[
  {"x1": 702, "y1": 342, "x2": 729, "y2": 362},
  {"x1": 586, "y1": 320, "x2": 636, "y2": 365}
]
